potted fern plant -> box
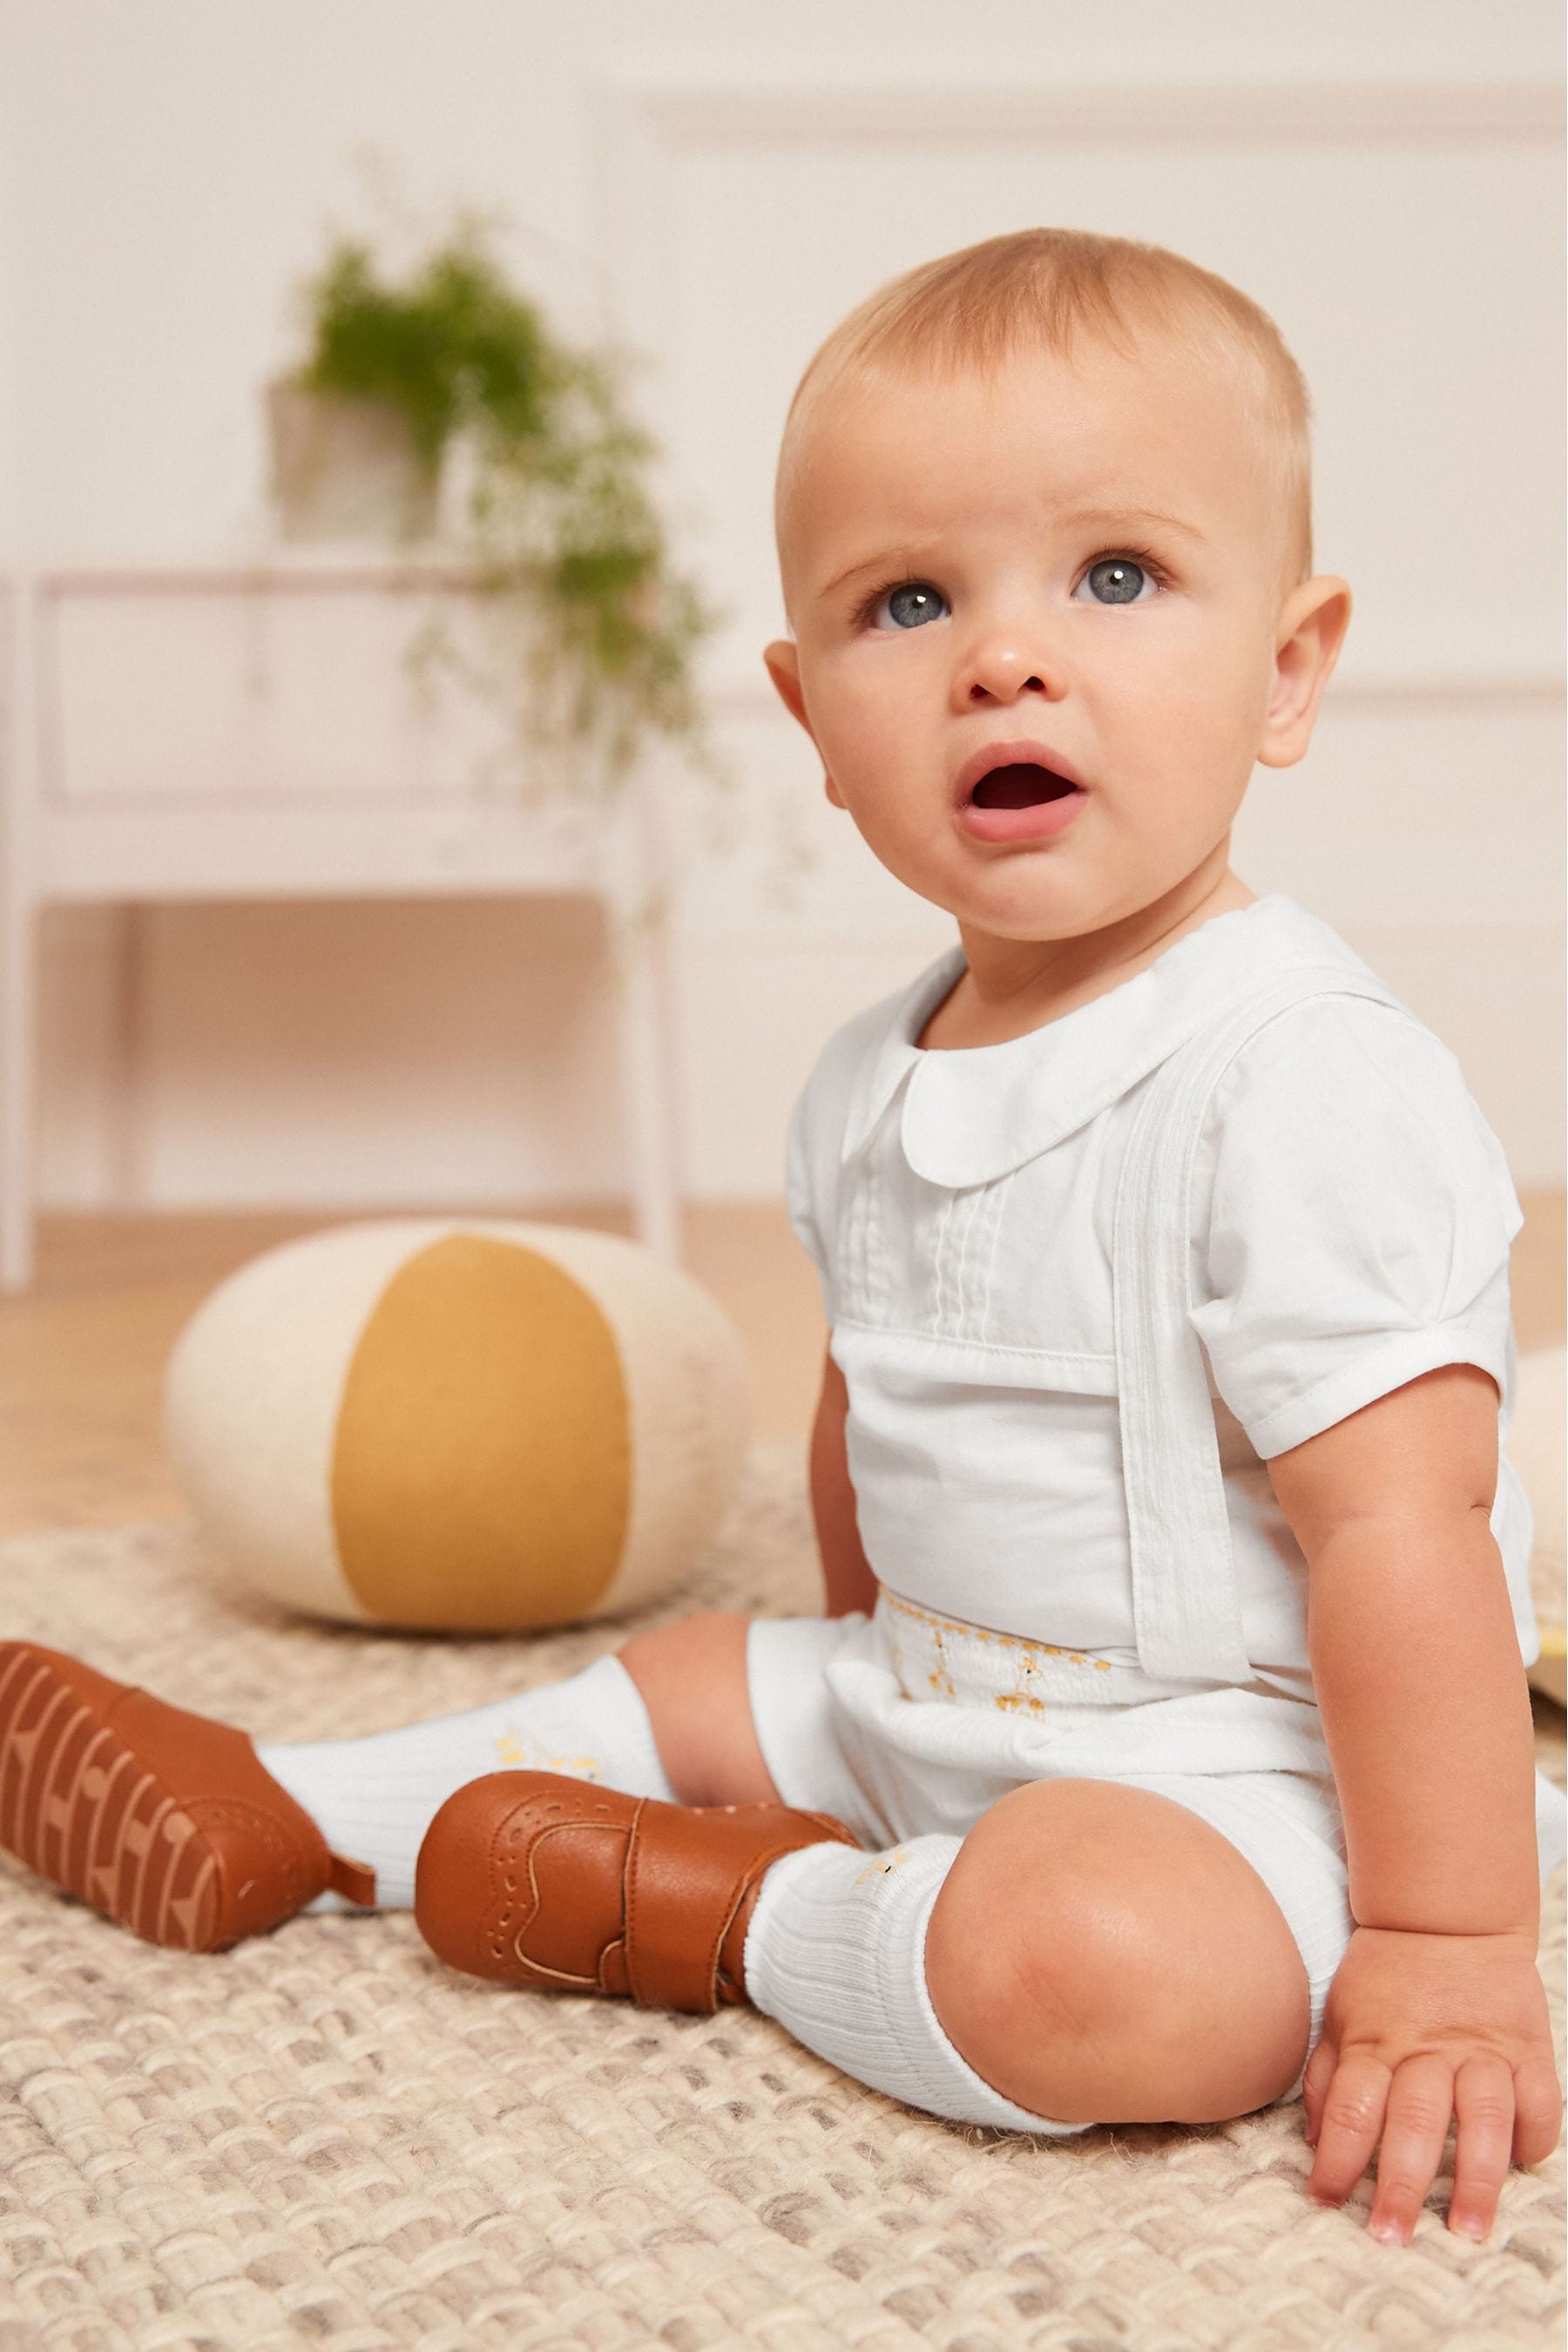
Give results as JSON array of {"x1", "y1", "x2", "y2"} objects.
[{"x1": 268, "y1": 220, "x2": 713, "y2": 794}]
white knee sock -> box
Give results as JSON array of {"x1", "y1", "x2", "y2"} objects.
[
  {"x1": 255, "y1": 1653, "x2": 676, "y2": 1911},
  {"x1": 741, "y1": 1834, "x2": 1085, "y2": 2135}
]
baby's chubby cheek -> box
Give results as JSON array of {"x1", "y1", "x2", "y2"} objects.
[
  {"x1": 1108, "y1": 671, "x2": 1272, "y2": 821},
  {"x1": 808, "y1": 693, "x2": 923, "y2": 813}
]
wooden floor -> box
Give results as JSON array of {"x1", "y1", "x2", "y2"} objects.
[{"x1": 1, "y1": 1193, "x2": 1562, "y2": 1540}]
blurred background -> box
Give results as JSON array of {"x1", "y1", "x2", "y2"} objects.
[{"x1": 1, "y1": 0, "x2": 1563, "y2": 1529}]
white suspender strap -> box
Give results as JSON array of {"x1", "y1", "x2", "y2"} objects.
[{"x1": 1112, "y1": 964, "x2": 1405, "y2": 1686}]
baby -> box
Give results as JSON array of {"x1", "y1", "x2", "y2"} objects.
[{"x1": 2, "y1": 229, "x2": 1563, "y2": 2250}]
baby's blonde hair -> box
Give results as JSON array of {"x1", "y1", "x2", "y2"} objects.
[{"x1": 777, "y1": 227, "x2": 1315, "y2": 589}]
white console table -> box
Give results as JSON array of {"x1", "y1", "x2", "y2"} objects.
[{"x1": 0, "y1": 559, "x2": 685, "y2": 1290}]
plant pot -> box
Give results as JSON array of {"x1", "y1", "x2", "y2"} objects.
[{"x1": 266, "y1": 378, "x2": 438, "y2": 544}]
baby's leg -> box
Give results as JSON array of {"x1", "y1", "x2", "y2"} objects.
[
  {"x1": 743, "y1": 1778, "x2": 1313, "y2": 2131},
  {"x1": 260, "y1": 1610, "x2": 775, "y2": 1909},
  {"x1": 617, "y1": 1612, "x2": 784, "y2": 1807},
  {"x1": 922, "y1": 1780, "x2": 1312, "y2": 2121}
]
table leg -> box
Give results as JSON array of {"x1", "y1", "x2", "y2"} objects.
[
  {"x1": 610, "y1": 894, "x2": 683, "y2": 1265},
  {"x1": 1, "y1": 575, "x2": 37, "y2": 1292},
  {"x1": 0, "y1": 900, "x2": 35, "y2": 1294}
]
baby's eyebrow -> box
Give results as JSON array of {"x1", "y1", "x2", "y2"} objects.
[
  {"x1": 818, "y1": 546, "x2": 930, "y2": 600},
  {"x1": 1062, "y1": 504, "x2": 1207, "y2": 546}
]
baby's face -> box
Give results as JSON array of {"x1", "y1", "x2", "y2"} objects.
[{"x1": 767, "y1": 335, "x2": 1344, "y2": 945}]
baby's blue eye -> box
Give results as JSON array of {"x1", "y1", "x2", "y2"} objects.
[
  {"x1": 1076, "y1": 558, "x2": 1155, "y2": 606},
  {"x1": 873, "y1": 581, "x2": 948, "y2": 631}
]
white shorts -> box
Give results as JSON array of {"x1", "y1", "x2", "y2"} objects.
[{"x1": 747, "y1": 1598, "x2": 1568, "y2": 2107}]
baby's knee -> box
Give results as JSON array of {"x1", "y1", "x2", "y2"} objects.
[
  {"x1": 923, "y1": 1781, "x2": 1308, "y2": 2126},
  {"x1": 924, "y1": 1807, "x2": 1146, "y2": 2123}
]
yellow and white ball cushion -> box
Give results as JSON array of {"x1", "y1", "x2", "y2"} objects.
[{"x1": 164, "y1": 1220, "x2": 752, "y2": 1633}]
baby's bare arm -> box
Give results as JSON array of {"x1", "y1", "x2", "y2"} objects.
[
  {"x1": 810, "y1": 1343, "x2": 879, "y2": 1618},
  {"x1": 1269, "y1": 1363, "x2": 1538, "y2": 1936},
  {"x1": 1266, "y1": 1362, "x2": 1562, "y2": 2242}
]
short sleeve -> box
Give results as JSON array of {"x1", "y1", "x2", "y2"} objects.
[{"x1": 1186, "y1": 998, "x2": 1522, "y2": 1459}]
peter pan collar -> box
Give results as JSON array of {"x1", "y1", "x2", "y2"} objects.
[{"x1": 839, "y1": 894, "x2": 1379, "y2": 1189}]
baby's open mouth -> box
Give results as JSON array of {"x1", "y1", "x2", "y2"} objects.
[{"x1": 969, "y1": 763, "x2": 1079, "y2": 809}]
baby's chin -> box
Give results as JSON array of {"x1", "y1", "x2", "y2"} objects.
[
  {"x1": 921, "y1": 853, "x2": 1108, "y2": 942},
  {"x1": 938, "y1": 852, "x2": 1237, "y2": 947}
]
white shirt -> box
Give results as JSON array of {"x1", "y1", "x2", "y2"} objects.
[{"x1": 786, "y1": 894, "x2": 1539, "y2": 1701}]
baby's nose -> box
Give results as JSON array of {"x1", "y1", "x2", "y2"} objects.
[{"x1": 957, "y1": 637, "x2": 1063, "y2": 706}]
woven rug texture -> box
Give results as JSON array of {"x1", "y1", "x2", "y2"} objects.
[{"x1": 0, "y1": 1442, "x2": 1562, "y2": 2352}]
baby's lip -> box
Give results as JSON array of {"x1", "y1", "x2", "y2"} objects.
[{"x1": 954, "y1": 740, "x2": 1089, "y2": 804}]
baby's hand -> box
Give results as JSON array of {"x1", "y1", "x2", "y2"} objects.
[{"x1": 1303, "y1": 1924, "x2": 1564, "y2": 2244}]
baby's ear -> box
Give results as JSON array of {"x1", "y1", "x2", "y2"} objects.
[
  {"x1": 763, "y1": 639, "x2": 811, "y2": 733},
  {"x1": 1257, "y1": 576, "x2": 1352, "y2": 770},
  {"x1": 764, "y1": 640, "x2": 844, "y2": 807}
]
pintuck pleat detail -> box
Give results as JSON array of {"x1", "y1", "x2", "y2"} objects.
[{"x1": 928, "y1": 1175, "x2": 1003, "y2": 1346}]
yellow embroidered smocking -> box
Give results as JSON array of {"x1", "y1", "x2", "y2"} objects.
[{"x1": 879, "y1": 1584, "x2": 1114, "y2": 1712}]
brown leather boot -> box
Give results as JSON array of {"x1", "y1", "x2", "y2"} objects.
[
  {"x1": 414, "y1": 1770, "x2": 859, "y2": 2011},
  {"x1": 0, "y1": 1641, "x2": 377, "y2": 1950}
]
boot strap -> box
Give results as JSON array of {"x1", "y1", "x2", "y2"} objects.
[
  {"x1": 328, "y1": 1851, "x2": 377, "y2": 1906},
  {"x1": 623, "y1": 1801, "x2": 857, "y2": 2013}
]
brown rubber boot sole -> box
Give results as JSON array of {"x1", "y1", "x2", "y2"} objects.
[
  {"x1": 0, "y1": 1642, "x2": 375, "y2": 1950},
  {"x1": 416, "y1": 1769, "x2": 860, "y2": 2012}
]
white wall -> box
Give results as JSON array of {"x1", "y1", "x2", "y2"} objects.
[{"x1": 3, "y1": 0, "x2": 1563, "y2": 1206}]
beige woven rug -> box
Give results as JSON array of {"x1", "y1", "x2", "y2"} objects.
[{"x1": 0, "y1": 1443, "x2": 1562, "y2": 2352}]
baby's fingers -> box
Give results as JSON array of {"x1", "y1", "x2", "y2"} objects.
[
  {"x1": 1301, "y1": 2034, "x2": 1335, "y2": 2147},
  {"x1": 1368, "y1": 2055, "x2": 1457, "y2": 2245},
  {"x1": 1444, "y1": 2058, "x2": 1517, "y2": 2241},
  {"x1": 1308, "y1": 2051, "x2": 1393, "y2": 2210},
  {"x1": 1511, "y1": 2054, "x2": 1565, "y2": 2170}
]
